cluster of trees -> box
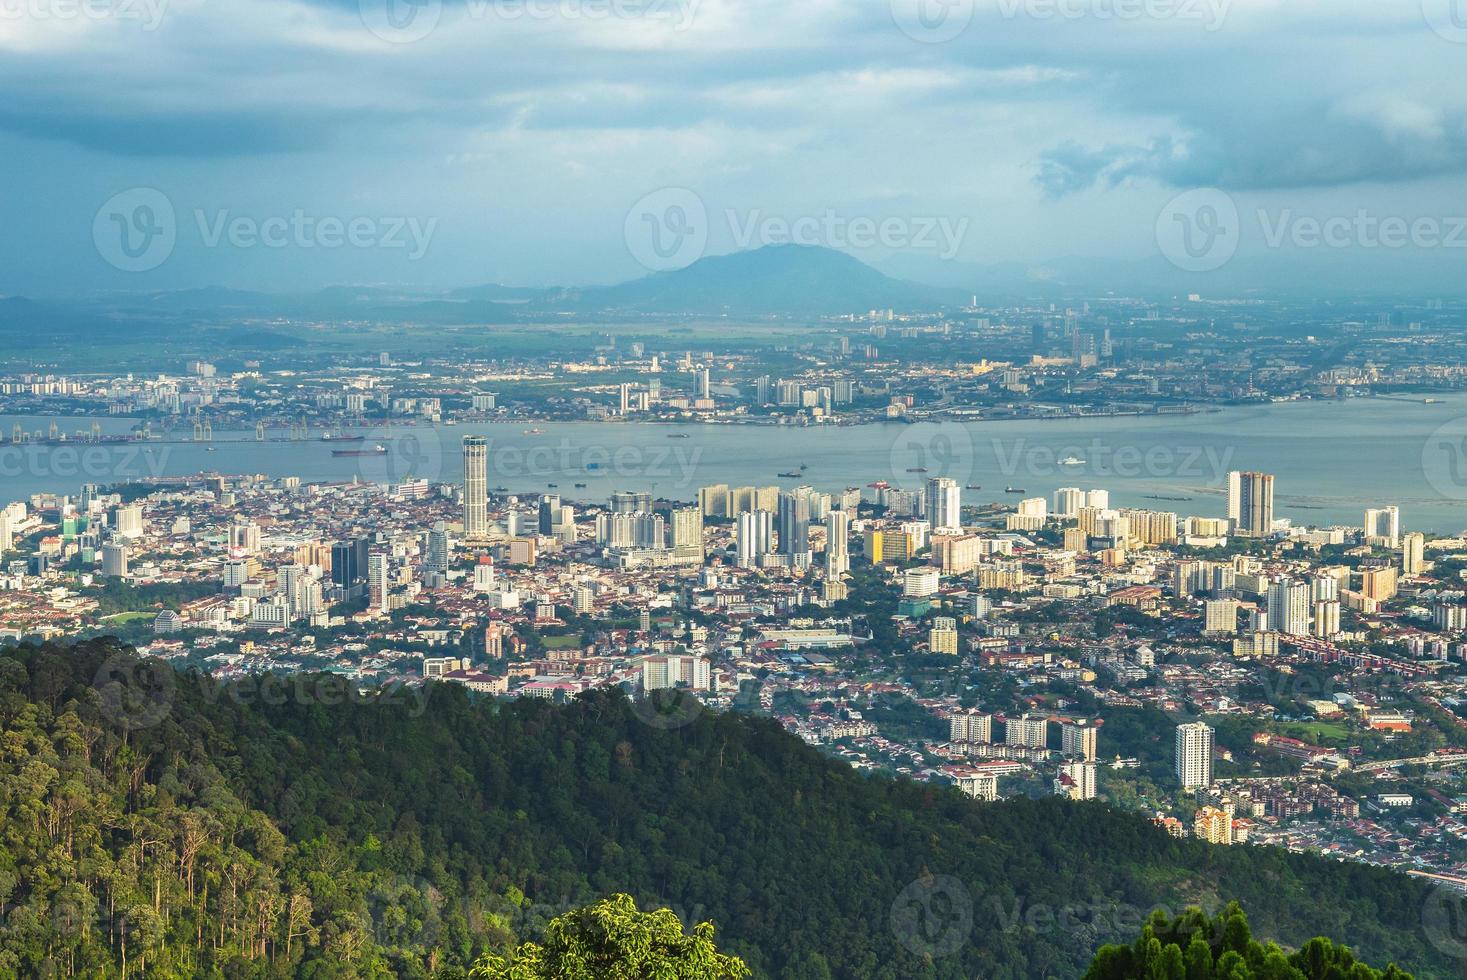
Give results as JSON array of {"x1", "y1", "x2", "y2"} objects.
[
  {"x1": 1086, "y1": 904, "x2": 1413, "y2": 980},
  {"x1": 0, "y1": 638, "x2": 1457, "y2": 978}
]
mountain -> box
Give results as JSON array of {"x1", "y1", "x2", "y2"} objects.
[
  {"x1": 0, "y1": 638, "x2": 1455, "y2": 979},
  {"x1": 555, "y1": 244, "x2": 967, "y2": 314}
]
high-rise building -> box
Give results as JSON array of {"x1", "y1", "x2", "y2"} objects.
[
  {"x1": 114, "y1": 504, "x2": 144, "y2": 539},
  {"x1": 538, "y1": 494, "x2": 561, "y2": 536},
  {"x1": 924, "y1": 477, "x2": 962, "y2": 531},
  {"x1": 777, "y1": 490, "x2": 811, "y2": 558},
  {"x1": 331, "y1": 538, "x2": 368, "y2": 589},
  {"x1": 426, "y1": 522, "x2": 450, "y2": 577},
  {"x1": 1052, "y1": 487, "x2": 1084, "y2": 518},
  {"x1": 670, "y1": 507, "x2": 704, "y2": 554},
  {"x1": 101, "y1": 542, "x2": 129, "y2": 577},
  {"x1": 572, "y1": 585, "x2": 595, "y2": 615},
  {"x1": 368, "y1": 553, "x2": 390, "y2": 612},
  {"x1": 736, "y1": 510, "x2": 774, "y2": 567},
  {"x1": 1364, "y1": 506, "x2": 1400, "y2": 547},
  {"x1": 825, "y1": 509, "x2": 850, "y2": 577},
  {"x1": 949, "y1": 710, "x2": 992, "y2": 743},
  {"x1": 610, "y1": 490, "x2": 653, "y2": 514},
  {"x1": 1266, "y1": 578, "x2": 1310, "y2": 636},
  {"x1": 1203, "y1": 599, "x2": 1238, "y2": 634},
  {"x1": 1229, "y1": 471, "x2": 1274, "y2": 538},
  {"x1": 1055, "y1": 761, "x2": 1097, "y2": 801},
  {"x1": 1175, "y1": 722, "x2": 1214, "y2": 790},
  {"x1": 929, "y1": 617, "x2": 959, "y2": 655},
  {"x1": 1312, "y1": 599, "x2": 1341, "y2": 638},
  {"x1": 1061, "y1": 720, "x2": 1098, "y2": 761},
  {"x1": 1402, "y1": 531, "x2": 1426, "y2": 576},
  {"x1": 1004, "y1": 714, "x2": 1049, "y2": 748},
  {"x1": 699, "y1": 484, "x2": 730, "y2": 517},
  {"x1": 462, "y1": 436, "x2": 488, "y2": 539}
]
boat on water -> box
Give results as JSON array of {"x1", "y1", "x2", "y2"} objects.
[
  {"x1": 906, "y1": 467, "x2": 929, "y2": 473},
  {"x1": 332, "y1": 444, "x2": 387, "y2": 457},
  {"x1": 667, "y1": 433, "x2": 690, "y2": 439},
  {"x1": 1144, "y1": 494, "x2": 1193, "y2": 502},
  {"x1": 777, "y1": 471, "x2": 803, "y2": 478},
  {"x1": 523, "y1": 427, "x2": 545, "y2": 434},
  {"x1": 321, "y1": 434, "x2": 365, "y2": 443},
  {"x1": 1004, "y1": 487, "x2": 1026, "y2": 494},
  {"x1": 1059, "y1": 456, "x2": 1084, "y2": 466},
  {"x1": 574, "y1": 482, "x2": 588, "y2": 488},
  {"x1": 966, "y1": 485, "x2": 982, "y2": 490}
]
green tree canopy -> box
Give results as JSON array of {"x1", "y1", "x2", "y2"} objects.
[
  {"x1": 470, "y1": 894, "x2": 749, "y2": 980},
  {"x1": 1084, "y1": 903, "x2": 1415, "y2": 980}
]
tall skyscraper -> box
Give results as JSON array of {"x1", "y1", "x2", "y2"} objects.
[
  {"x1": 1061, "y1": 720, "x2": 1099, "y2": 761},
  {"x1": 825, "y1": 509, "x2": 850, "y2": 577},
  {"x1": 1229, "y1": 471, "x2": 1274, "y2": 538},
  {"x1": 777, "y1": 490, "x2": 811, "y2": 558},
  {"x1": 538, "y1": 494, "x2": 561, "y2": 536},
  {"x1": 462, "y1": 436, "x2": 488, "y2": 539},
  {"x1": 1175, "y1": 722, "x2": 1214, "y2": 790},
  {"x1": 368, "y1": 552, "x2": 390, "y2": 612},
  {"x1": 426, "y1": 522, "x2": 450, "y2": 577},
  {"x1": 924, "y1": 477, "x2": 962, "y2": 531}
]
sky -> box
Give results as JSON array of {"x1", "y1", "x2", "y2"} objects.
[{"x1": 4, "y1": 0, "x2": 1467, "y2": 294}]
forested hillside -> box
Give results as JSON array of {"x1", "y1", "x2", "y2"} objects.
[{"x1": 0, "y1": 639, "x2": 1457, "y2": 978}]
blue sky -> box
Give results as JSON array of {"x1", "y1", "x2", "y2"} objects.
[{"x1": 4, "y1": 0, "x2": 1467, "y2": 293}]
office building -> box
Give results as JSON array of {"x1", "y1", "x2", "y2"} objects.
[
  {"x1": 538, "y1": 494, "x2": 561, "y2": 536},
  {"x1": 462, "y1": 436, "x2": 488, "y2": 539},
  {"x1": 101, "y1": 543, "x2": 128, "y2": 577}
]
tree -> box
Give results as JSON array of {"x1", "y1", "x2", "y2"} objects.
[
  {"x1": 1083, "y1": 903, "x2": 1413, "y2": 980},
  {"x1": 469, "y1": 894, "x2": 749, "y2": 980}
]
